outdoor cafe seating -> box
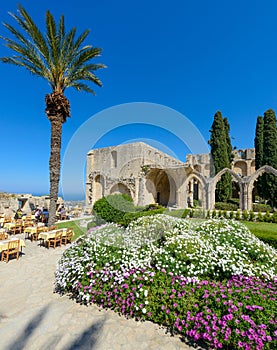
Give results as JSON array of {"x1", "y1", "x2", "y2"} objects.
[
  {"x1": 38, "y1": 228, "x2": 74, "y2": 248},
  {"x1": 0, "y1": 238, "x2": 25, "y2": 263}
]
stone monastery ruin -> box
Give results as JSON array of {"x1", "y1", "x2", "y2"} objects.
[{"x1": 86, "y1": 142, "x2": 277, "y2": 211}]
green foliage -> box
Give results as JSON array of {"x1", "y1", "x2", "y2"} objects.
[
  {"x1": 249, "y1": 210, "x2": 255, "y2": 221},
  {"x1": 181, "y1": 209, "x2": 190, "y2": 219},
  {"x1": 242, "y1": 209, "x2": 249, "y2": 221},
  {"x1": 212, "y1": 209, "x2": 217, "y2": 218},
  {"x1": 235, "y1": 210, "x2": 241, "y2": 220},
  {"x1": 223, "y1": 209, "x2": 228, "y2": 218},
  {"x1": 243, "y1": 221, "x2": 277, "y2": 249},
  {"x1": 272, "y1": 211, "x2": 277, "y2": 224},
  {"x1": 206, "y1": 210, "x2": 210, "y2": 219},
  {"x1": 214, "y1": 202, "x2": 238, "y2": 211},
  {"x1": 254, "y1": 115, "x2": 264, "y2": 197},
  {"x1": 263, "y1": 109, "x2": 277, "y2": 207},
  {"x1": 229, "y1": 210, "x2": 234, "y2": 219},
  {"x1": 263, "y1": 211, "x2": 272, "y2": 223},
  {"x1": 209, "y1": 111, "x2": 232, "y2": 202},
  {"x1": 56, "y1": 220, "x2": 84, "y2": 240},
  {"x1": 93, "y1": 194, "x2": 135, "y2": 225},
  {"x1": 253, "y1": 203, "x2": 272, "y2": 212},
  {"x1": 257, "y1": 212, "x2": 264, "y2": 222},
  {"x1": 120, "y1": 208, "x2": 165, "y2": 227}
]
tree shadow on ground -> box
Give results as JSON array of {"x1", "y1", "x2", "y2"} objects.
[
  {"x1": 5, "y1": 303, "x2": 105, "y2": 350},
  {"x1": 7, "y1": 305, "x2": 48, "y2": 350},
  {"x1": 65, "y1": 318, "x2": 105, "y2": 350}
]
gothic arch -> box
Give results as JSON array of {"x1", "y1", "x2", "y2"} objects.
[
  {"x1": 183, "y1": 171, "x2": 207, "y2": 208},
  {"x1": 233, "y1": 161, "x2": 247, "y2": 177},
  {"x1": 109, "y1": 182, "x2": 132, "y2": 198},
  {"x1": 145, "y1": 168, "x2": 176, "y2": 206},
  {"x1": 212, "y1": 168, "x2": 243, "y2": 209},
  {"x1": 214, "y1": 168, "x2": 242, "y2": 184},
  {"x1": 248, "y1": 165, "x2": 277, "y2": 191}
]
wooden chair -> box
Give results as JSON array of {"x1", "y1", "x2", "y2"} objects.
[
  {"x1": 61, "y1": 229, "x2": 74, "y2": 245},
  {"x1": 1, "y1": 239, "x2": 20, "y2": 263},
  {"x1": 31, "y1": 226, "x2": 48, "y2": 241},
  {"x1": 48, "y1": 225, "x2": 57, "y2": 231},
  {"x1": 11, "y1": 223, "x2": 22, "y2": 235},
  {"x1": 47, "y1": 231, "x2": 62, "y2": 249},
  {"x1": 0, "y1": 232, "x2": 8, "y2": 240}
]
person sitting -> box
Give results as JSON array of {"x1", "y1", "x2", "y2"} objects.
[
  {"x1": 58, "y1": 205, "x2": 66, "y2": 220},
  {"x1": 14, "y1": 208, "x2": 23, "y2": 220},
  {"x1": 34, "y1": 208, "x2": 42, "y2": 222},
  {"x1": 41, "y1": 208, "x2": 49, "y2": 224}
]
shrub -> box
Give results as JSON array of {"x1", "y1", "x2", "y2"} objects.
[
  {"x1": 272, "y1": 211, "x2": 277, "y2": 224},
  {"x1": 249, "y1": 210, "x2": 255, "y2": 221},
  {"x1": 215, "y1": 202, "x2": 238, "y2": 211},
  {"x1": 242, "y1": 209, "x2": 249, "y2": 221},
  {"x1": 212, "y1": 209, "x2": 217, "y2": 218},
  {"x1": 253, "y1": 203, "x2": 273, "y2": 213},
  {"x1": 257, "y1": 212, "x2": 264, "y2": 222},
  {"x1": 228, "y1": 210, "x2": 234, "y2": 220},
  {"x1": 263, "y1": 211, "x2": 272, "y2": 223},
  {"x1": 235, "y1": 210, "x2": 241, "y2": 220},
  {"x1": 206, "y1": 210, "x2": 210, "y2": 219},
  {"x1": 227, "y1": 197, "x2": 240, "y2": 206},
  {"x1": 93, "y1": 194, "x2": 135, "y2": 225},
  {"x1": 120, "y1": 208, "x2": 165, "y2": 227},
  {"x1": 181, "y1": 209, "x2": 190, "y2": 219},
  {"x1": 223, "y1": 209, "x2": 228, "y2": 218}
]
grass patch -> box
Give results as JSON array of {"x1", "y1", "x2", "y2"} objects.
[
  {"x1": 57, "y1": 220, "x2": 87, "y2": 240},
  {"x1": 242, "y1": 221, "x2": 277, "y2": 239},
  {"x1": 163, "y1": 209, "x2": 186, "y2": 218},
  {"x1": 242, "y1": 221, "x2": 277, "y2": 249}
]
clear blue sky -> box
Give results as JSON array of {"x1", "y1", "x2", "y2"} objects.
[{"x1": 1, "y1": 0, "x2": 277, "y2": 199}]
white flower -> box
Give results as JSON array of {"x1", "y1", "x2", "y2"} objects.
[{"x1": 142, "y1": 308, "x2": 147, "y2": 314}]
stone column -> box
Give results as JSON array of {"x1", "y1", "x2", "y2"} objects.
[{"x1": 137, "y1": 176, "x2": 145, "y2": 206}]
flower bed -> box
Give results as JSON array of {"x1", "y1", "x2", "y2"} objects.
[{"x1": 55, "y1": 216, "x2": 277, "y2": 349}]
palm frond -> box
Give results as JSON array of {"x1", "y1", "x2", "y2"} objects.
[
  {"x1": 1, "y1": 5, "x2": 105, "y2": 94},
  {"x1": 69, "y1": 81, "x2": 96, "y2": 94}
]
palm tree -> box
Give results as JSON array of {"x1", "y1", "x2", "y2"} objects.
[{"x1": 1, "y1": 5, "x2": 105, "y2": 226}]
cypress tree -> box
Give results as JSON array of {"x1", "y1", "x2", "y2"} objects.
[
  {"x1": 209, "y1": 111, "x2": 232, "y2": 202},
  {"x1": 254, "y1": 116, "x2": 264, "y2": 197},
  {"x1": 263, "y1": 109, "x2": 277, "y2": 207},
  {"x1": 223, "y1": 117, "x2": 234, "y2": 164}
]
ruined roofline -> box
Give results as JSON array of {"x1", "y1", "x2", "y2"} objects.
[{"x1": 87, "y1": 141, "x2": 185, "y2": 165}]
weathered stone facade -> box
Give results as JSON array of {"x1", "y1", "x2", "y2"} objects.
[
  {"x1": 0, "y1": 193, "x2": 64, "y2": 217},
  {"x1": 86, "y1": 142, "x2": 277, "y2": 210}
]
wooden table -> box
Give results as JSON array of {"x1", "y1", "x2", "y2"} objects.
[
  {"x1": 38, "y1": 228, "x2": 67, "y2": 241},
  {"x1": 0, "y1": 238, "x2": 25, "y2": 253}
]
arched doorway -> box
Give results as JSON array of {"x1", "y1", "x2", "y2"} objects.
[
  {"x1": 248, "y1": 165, "x2": 277, "y2": 210},
  {"x1": 185, "y1": 174, "x2": 205, "y2": 208},
  {"x1": 145, "y1": 168, "x2": 176, "y2": 206},
  {"x1": 212, "y1": 168, "x2": 243, "y2": 209}
]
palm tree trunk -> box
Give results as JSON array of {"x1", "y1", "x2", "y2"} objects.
[
  {"x1": 48, "y1": 118, "x2": 63, "y2": 227},
  {"x1": 45, "y1": 91, "x2": 70, "y2": 227}
]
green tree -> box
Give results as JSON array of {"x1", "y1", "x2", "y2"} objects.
[
  {"x1": 223, "y1": 117, "x2": 233, "y2": 164},
  {"x1": 1, "y1": 5, "x2": 106, "y2": 225},
  {"x1": 262, "y1": 109, "x2": 277, "y2": 207},
  {"x1": 254, "y1": 116, "x2": 264, "y2": 197},
  {"x1": 209, "y1": 111, "x2": 232, "y2": 202}
]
